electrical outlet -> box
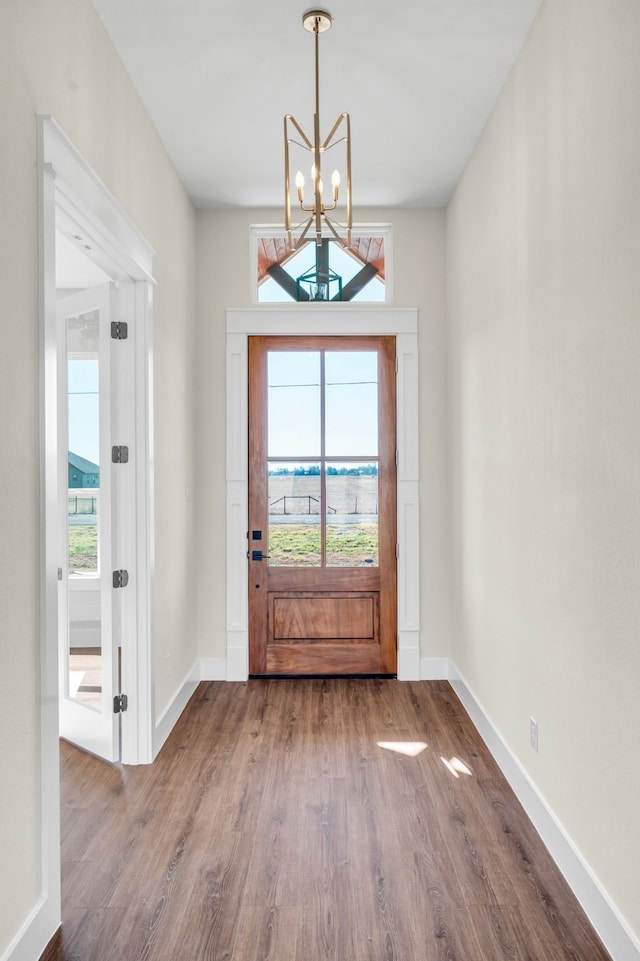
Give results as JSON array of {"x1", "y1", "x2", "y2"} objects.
[{"x1": 530, "y1": 717, "x2": 539, "y2": 752}]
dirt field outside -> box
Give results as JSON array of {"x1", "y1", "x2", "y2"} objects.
[{"x1": 268, "y1": 472, "x2": 378, "y2": 516}]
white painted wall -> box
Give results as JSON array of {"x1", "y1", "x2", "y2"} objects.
[
  {"x1": 194, "y1": 207, "x2": 451, "y2": 667},
  {"x1": 447, "y1": 0, "x2": 640, "y2": 944},
  {"x1": 0, "y1": 0, "x2": 197, "y2": 954}
]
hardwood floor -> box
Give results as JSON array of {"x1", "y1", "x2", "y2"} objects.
[{"x1": 42, "y1": 680, "x2": 612, "y2": 961}]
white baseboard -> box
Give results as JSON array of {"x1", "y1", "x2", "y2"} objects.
[
  {"x1": 449, "y1": 666, "x2": 640, "y2": 961},
  {"x1": 0, "y1": 895, "x2": 57, "y2": 961},
  {"x1": 152, "y1": 662, "x2": 200, "y2": 759}
]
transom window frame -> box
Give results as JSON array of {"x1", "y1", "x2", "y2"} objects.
[{"x1": 249, "y1": 223, "x2": 394, "y2": 305}]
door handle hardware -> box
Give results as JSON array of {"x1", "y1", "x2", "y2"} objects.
[{"x1": 251, "y1": 550, "x2": 270, "y2": 561}]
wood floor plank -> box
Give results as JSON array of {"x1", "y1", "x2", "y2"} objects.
[
  {"x1": 232, "y1": 906, "x2": 299, "y2": 961},
  {"x1": 42, "y1": 680, "x2": 614, "y2": 961}
]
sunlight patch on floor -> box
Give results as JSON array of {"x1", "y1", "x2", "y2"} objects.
[
  {"x1": 377, "y1": 741, "x2": 428, "y2": 757},
  {"x1": 440, "y1": 756, "x2": 473, "y2": 778}
]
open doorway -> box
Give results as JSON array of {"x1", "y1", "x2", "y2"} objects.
[
  {"x1": 56, "y1": 239, "x2": 111, "y2": 752},
  {"x1": 40, "y1": 117, "x2": 155, "y2": 764},
  {"x1": 38, "y1": 114, "x2": 157, "y2": 954},
  {"x1": 55, "y1": 264, "x2": 125, "y2": 760},
  {"x1": 50, "y1": 202, "x2": 152, "y2": 766}
]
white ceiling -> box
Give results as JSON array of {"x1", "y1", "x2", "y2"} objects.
[{"x1": 90, "y1": 0, "x2": 542, "y2": 210}]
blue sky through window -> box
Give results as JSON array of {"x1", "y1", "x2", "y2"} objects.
[
  {"x1": 267, "y1": 350, "x2": 378, "y2": 461},
  {"x1": 68, "y1": 359, "x2": 99, "y2": 466}
]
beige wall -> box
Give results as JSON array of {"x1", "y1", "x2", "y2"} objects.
[
  {"x1": 194, "y1": 207, "x2": 451, "y2": 665},
  {"x1": 0, "y1": 0, "x2": 197, "y2": 951},
  {"x1": 447, "y1": 0, "x2": 640, "y2": 940}
]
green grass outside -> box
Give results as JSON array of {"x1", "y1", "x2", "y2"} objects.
[
  {"x1": 68, "y1": 526, "x2": 98, "y2": 572},
  {"x1": 268, "y1": 523, "x2": 378, "y2": 567}
]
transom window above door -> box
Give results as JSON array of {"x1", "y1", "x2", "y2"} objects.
[{"x1": 251, "y1": 225, "x2": 392, "y2": 304}]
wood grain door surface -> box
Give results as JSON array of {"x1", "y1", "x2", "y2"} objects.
[{"x1": 248, "y1": 336, "x2": 397, "y2": 675}]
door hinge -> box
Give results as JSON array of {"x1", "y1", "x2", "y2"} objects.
[
  {"x1": 395, "y1": 449, "x2": 399, "y2": 467},
  {"x1": 111, "y1": 320, "x2": 128, "y2": 340},
  {"x1": 396, "y1": 542, "x2": 400, "y2": 559},
  {"x1": 112, "y1": 445, "x2": 129, "y2": 463},
  {"x1": 112, "y1": 569, "x2": 129, "y2": 588},
  {"x1": 113, "y1": 694, "x2": 128, "y2": 714}
]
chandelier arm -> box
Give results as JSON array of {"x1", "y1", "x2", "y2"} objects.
[
  {"x1": 320, "y1": 137, "x2": 348, "y2": 153},
  {"x1": 321, "y1": 113, "x2": 349, "y2": 152},
  {"x1": 322, "y1": 216, "x2": 347, "y2": 245},
  {"x1": 295, "y1": 216, "x2": 315, "y2": 248},
  {"x1": 345, "y1": 112, "x2": 352, "y2": 246},
  {"x1": 287, "y1": 215, "x2": 313, "y2": 232},
  {"x1": 284, "y1": 116, "x2": 292, "y2": 241},
  {"x1": 287, "y1": 137, "x2": 315, "y2": 152},
  {"x1": 285, "y1": 114, "x2": 314, "y2": 151},
  {"x1": 314, "y1": 118, "x2": 322, "y2": 244}
]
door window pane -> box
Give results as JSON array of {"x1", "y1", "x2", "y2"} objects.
[
  {"x1": 66, "y1": 310, "x2": 102, "y2": 709},
  {"x1": 326, "y1": 463, "x2": 379, "y2": 567},
  {"x1": 325, "y1": 352, "x2": 378, "y2": 456},
  {"x1": 268, "y1": 463, "x2": 321, "y2": 567},
  {"x1": 68, "y1": 357, "x2": 100, "y2": 572},
  {"x1": 268, "y1": 352, "x2": 321, "y2": 457}
]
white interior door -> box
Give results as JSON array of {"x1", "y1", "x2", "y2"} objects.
[{"x1": 57, "y1": 283, "x2": 122, "y2": 761}]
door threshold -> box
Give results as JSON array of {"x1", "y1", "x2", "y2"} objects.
[{"x1": 248, "y1": 673, "x2": 398, "y2": 680}]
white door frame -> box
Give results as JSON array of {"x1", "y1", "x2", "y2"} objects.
[
  {"x1": 225, "y1": 307, "x2": 421, "y2": 681},
  {"x1": 37, "y1": 115, "x2": 155, "y2": 948}
]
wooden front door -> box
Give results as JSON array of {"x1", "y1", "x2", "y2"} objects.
[{"x1": 248, "y1": 336, "x2": 397, "y2": 675}]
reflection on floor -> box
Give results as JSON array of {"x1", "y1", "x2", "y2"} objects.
[{"x1": 69, "y1": 649, "x2": 102, "y2": 709}]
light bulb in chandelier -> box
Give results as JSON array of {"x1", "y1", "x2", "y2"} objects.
[
  {"x1": 331, "y1": 169, "x2": 340, "y2": 202},
  {"x1": 295, "y1": 170, "x2": 305, "y2": 203}
]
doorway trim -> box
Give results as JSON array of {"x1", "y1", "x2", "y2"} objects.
[
  {"x1": 35, "y1": 115, "x2": 155, "y2": 956},
  {"x1": 226, "y1": 307, "x2": 420, "y2": 681}
]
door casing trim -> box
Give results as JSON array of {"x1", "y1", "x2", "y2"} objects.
[{"x1": 226, "y1": 307, "x2": 420, "y2": 681}]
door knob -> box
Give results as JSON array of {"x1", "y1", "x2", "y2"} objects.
[{"x1": 251, "y1": 550, "x2": 270, "y2": 561}]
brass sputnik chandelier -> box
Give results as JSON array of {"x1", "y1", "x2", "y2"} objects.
[{"x1": 284, "y1": 9, "x2": 352, "y2": 251}]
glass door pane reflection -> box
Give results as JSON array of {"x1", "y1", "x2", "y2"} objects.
[
  {"x1": 268, "y1": 463, "x2": 321, "y2": 567},
  {"x1": 326, "y1": 463, "x2": 379, "y2": 568},
  {"x1": 66, "y1": 310, "x2": 102, "y2": 709}
]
